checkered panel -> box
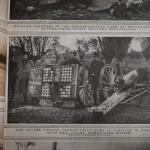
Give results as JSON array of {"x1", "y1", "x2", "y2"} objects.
[
  {"x1": 43, "y1": 68, "x2": 54, "y2": 82},
  {"x1": 41, "y1": 84, "x2": 50, "y2": 98},
  {"x1": 60, "y1": 85, "x2": 71, "y2": 98},
  {"x1": 29, "y1": 84, "x2": 41, "y2": 97},
  {"x1": 30, "y1": 68, "x2": 42, "y2": 82},
  {"x1": 61, "y1": 67, "x2": 72, "y2": 82}
]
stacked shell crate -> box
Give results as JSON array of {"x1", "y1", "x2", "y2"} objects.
[{"x1": 41, "y1": 64, "x2": 79, "y2": 108}]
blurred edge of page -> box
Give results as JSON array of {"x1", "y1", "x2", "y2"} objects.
[{"x1": 0, "y1": 0, "x2": 8, "y2": 20}]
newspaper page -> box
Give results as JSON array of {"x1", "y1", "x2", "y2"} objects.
[
  {"x1": 0, "y1": 0, "x2": 8, "y2": 20},
  {"x1": 4, "y1": 0, "x2": 150, "y2": 150},
  {"x1": 4, "y1": 139, "x2": 150, "y2": 150},
  {"x1": 0, "y1": 0, "x2": 8, "y2": 148},
  {"x1": 0, "y1": 29, "x2": 7, "y2": 150}
]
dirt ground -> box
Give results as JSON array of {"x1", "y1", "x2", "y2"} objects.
[{"x1": 7, "y1": 92, "x2": 150, "y2": 124}]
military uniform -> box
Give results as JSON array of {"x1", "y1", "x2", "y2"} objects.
[
  {"x1": 18, "y1": 59, "x2": 34, "y2": 105},
  {"x1": 89, "y1": 53, "x2": 106, "y2": 105}
]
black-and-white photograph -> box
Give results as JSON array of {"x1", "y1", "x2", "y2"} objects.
[
  {"x1": 4, "y1": 140, "x2": 150, "y2": 150},
  {"x1": 9, "y1": 0, "x2": 150, "y2": 20},
  {"x1": 7, "y1": 36, "x2": 150, "y2": 124}
]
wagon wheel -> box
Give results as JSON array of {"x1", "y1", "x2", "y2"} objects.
[
  {"x1": 78, "y1": 83, "x2": 94, "y2": 107},
  {"x1": 97, "y1": 64, "x2": 117, "y2": 101},
  {"x1": 99, "y1": 64, "x2": 117, "y2": 89}
]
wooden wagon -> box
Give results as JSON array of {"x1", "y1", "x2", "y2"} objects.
[{"x1": 28, "y1": 60, "x2": 149, "y2": 110}]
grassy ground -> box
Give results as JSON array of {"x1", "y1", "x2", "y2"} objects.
[{"x1": 8, "y1": 92, "x2": 150, "y2": 124}]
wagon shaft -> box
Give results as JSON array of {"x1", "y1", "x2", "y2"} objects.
[
  {"x1": 89, "y1": 87, "x2": 148, "y2": 114},
  {"x1": 89, "y1": 69, "x2": 149, "y2": 114},
  {"x1": 121, "y1": 85, "x2": 149, "y2": 104},
  {"x1": 88, "y1": 91, "x2": 129, "y2": 114}
]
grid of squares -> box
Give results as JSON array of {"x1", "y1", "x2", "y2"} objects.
[
  {"x1": 61, "y1": 67, "x2": 72, "y2": 82},
  {"x1": 29, "y1": 84, "x2": 41, "y2": 96},
  {"x1": 41, "y1": 84, "x2": 50, "y2": 97},
  {"x1": 60, "y1": 85, "x2": 71, "y2": 98},
  {"x1": 43, "y1": 68, "x2": 54, "y2": 82}
]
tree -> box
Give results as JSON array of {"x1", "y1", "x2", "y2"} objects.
[
  {"x1": 128, "y1": 49, "x2": 143, "y2": 59},
  {"x1": 9, "y1": 36, "x2": 60, "y2": 58},
  {"x1": 75, "y1": 37, "x2": 131, "y2": 64},
  {"x1": 142, "y1": 38, "x2": 150, "y2": 60},
  {"x1": 98, "y1": 37, "x2": 132, "y2": 63}
]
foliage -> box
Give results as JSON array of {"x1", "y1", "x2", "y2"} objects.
[
  {"x1": 71, "y1": 37, "x2": 131, "y2": 64},
  {"x1": 10, "y1": 36, "x2": 132, "y2": 65},
  {"x1": 128, "y1": 50, "x2": 143, "y2": 59},
  {"x1": 141, "y1": 1, "x2": 150, "y2": 11},
  {"x1": 142, "y1": 38, "x2": 150, "y2": 60},
  {"x1": 98, "y1": 37, "x2": 132, "y2": 63},
  {"x1": 9, "y1": 36, "x2": 60, "y2": 59},
  {"x1": 138, "y1": 67, "x2": 150, "y2": 83}
]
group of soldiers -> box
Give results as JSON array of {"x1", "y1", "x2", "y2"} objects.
[{"x1": 8, "y1": 45, "x2": 107, "y2": 107}]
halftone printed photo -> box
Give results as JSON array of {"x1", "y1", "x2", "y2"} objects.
[
  {"x1": 9, "y1": 0, "x2": 150, "y2": 20},
  {"x1": 7, "y1": 35, "x2": 150, "y2": 124}
]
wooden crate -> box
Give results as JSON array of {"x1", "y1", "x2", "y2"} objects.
[
  {"x1": 28, "y1": 68, "x2": 43, "y2": 98},
  {"x1": 41, "y1": 64, "x2": 78, "y2": 108}
]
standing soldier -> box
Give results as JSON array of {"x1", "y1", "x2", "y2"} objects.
[
  {"x1": 8, "y1": 55, "x2": 18, "y2": 101},
  {"x1": 89, "y1": 52, "x2": 106, "y2": 105},
  {"x1": 18, "y1": 54, "x2": 34, "y2": 105}
]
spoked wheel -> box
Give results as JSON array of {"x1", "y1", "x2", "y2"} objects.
[
  {"x1": 99, "y1": 64, "x2": 117, "y2": 89},
  {"x1": 98, "y1": 65, "x2": 117, "y2": 101},
  {"x1": 78, "y1": 84, "x2": 94, "y2": 107}
]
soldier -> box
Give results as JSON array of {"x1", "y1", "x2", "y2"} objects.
[
  {"x1": 18, "y1": 54, "x2": 34, "y2": 105},
  {"x1": 89, "y1": 52, "x2": 106, "y2": 105},
  {"x1": 8, "y1": 55, "x2": 18, "y2": 100}
]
